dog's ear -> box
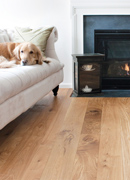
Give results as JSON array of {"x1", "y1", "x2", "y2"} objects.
[
  {"x1": 13, "y1": 44, "x2": 21, "y2": 60},
  {"x1": 37, "y1": 48, "x2": 43, "y2": 65},
  {"x1": 7, "y1": 43, "x2": 18, "y2": 57}
]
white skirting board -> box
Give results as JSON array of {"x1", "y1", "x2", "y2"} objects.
[{"x1": 59, "y1": 83, "x2": 72, "y2": 88}]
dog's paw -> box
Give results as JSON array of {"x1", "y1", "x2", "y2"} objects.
[
  {"x1": 0, "y1": 59, "x2": 17, "y2": 68},
  {"x1": 0, "y1": 56, "x2": 7, "y2": 63}
]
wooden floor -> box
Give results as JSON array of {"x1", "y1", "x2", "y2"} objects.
[{"x1": 0, "y1": 88, "x2": 130, "y2": 180}]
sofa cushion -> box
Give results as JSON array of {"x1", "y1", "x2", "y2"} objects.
[
  {"x1": 0, "y1": 58, "x2": 64, "y2": 104},
  {"x1": 13, "y1": 27, "x2": 54, "y2": 56},
  {"x1": 0, "y1": 30, "x2": 11, "y2": 43}
]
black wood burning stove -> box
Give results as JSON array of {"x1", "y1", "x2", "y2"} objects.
[
  {"x1": 72, "y1": 53, "x2": 104, "y2": 96},
  {"x1": 95, "y1": 29, "x2": 130, "y2": 89}
]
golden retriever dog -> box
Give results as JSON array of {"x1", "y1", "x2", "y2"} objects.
[{"x1": 0, "y1": 42, "x2": 46, "y2": 68}]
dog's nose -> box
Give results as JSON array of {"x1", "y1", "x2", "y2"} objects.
[{"x1": 22, "y1": 60, "x2": 28, "y2": 66}]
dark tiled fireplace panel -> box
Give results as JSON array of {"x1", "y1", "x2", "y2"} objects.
[
  {"x1": 84, "y1": 15, "x2": 130, "y2": 89},
  {"x1": 95, "y1": 30, "x2": 130, "y2": 89}
]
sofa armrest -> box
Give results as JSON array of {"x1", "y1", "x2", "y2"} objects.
[{"x1": 45, "y1": 27, "x2": 59, "y2": 61}]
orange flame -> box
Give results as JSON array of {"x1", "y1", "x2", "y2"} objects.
[{"x1": 125, "y1": 63, "x2": 130, "y2": 72}]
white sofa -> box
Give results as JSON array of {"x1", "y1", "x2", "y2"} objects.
[{"x1": 0, "y1": 27, "x2": 64, "y2": 130}]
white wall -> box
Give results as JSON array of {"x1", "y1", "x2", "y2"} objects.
[{"x1": 0, "y1": 0, "x2": 72, "y2": 88}]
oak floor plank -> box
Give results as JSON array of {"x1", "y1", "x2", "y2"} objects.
[
  {"x1": 21, "y1": 89, "x2": 72, "y2": 180},
  {"x1": 0, "y1": 111, "x2": 45, "y2": 178},
  {"x1": 71, "y1": 98, "x2": 103, "y2": 180},
  {"x1": 0, "y1": 90, "x2": 58, "y2": 166},
  {"x1": 0, "y1": 113, "x2": 26, "y2": 147},
  {"x1": 0, "y1": 111, "x2": 39, "y2": 170},
  {"x1": 40, "y1": 98, "x2": 88, "y2": 180},
  {"x1": 118, "y1": 98, "x2": 130, "y2": 180},
  {"x1": 96, "y1": 98, "x2": 123, "y2": 180},
  {"x1": 1, "y1": 89, "x2": 130, "y2": 180},
  {"x1": 0, "y1": 89, "x2": 72, "y2": 179}
]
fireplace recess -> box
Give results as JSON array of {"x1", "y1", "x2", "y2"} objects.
[{"x1": 95, "y1": 29, "x2": 130, "y2": 89}]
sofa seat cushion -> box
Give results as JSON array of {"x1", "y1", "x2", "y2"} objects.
[{"x1": 0, "y1": 58, "x2": 64, "y2": 104}]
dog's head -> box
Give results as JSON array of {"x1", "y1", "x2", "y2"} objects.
[{"x1": 13, "y1": 42, "x2": 43, "y2": 66}]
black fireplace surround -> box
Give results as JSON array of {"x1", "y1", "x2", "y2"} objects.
[
  {"x1": 83, "y1": 15, "x2": 130, "y2": 90},
  {"x1": 95, "y1": 29, "x2": 130, "y2": 89}
]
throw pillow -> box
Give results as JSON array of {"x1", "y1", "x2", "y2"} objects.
[{"x1": 13, "y1": 26, "x2": 54, "y2": 56}]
